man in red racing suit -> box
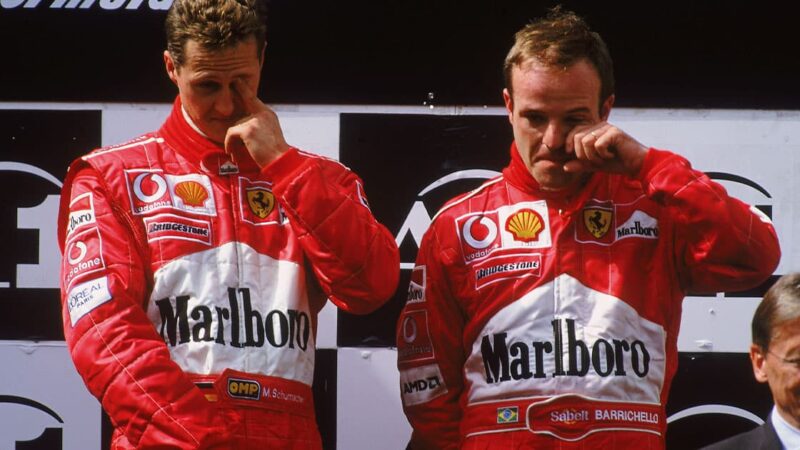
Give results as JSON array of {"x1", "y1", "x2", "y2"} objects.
[
  {"x1": 58, "y1": 1, "x2": 399, "y2": 448},
  {"x1": 396, "y1": 8, "x2": 780, "y2": 450}
]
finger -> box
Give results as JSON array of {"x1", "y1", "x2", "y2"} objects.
[
  {"x1": 580, "y1": 130, "x2": 605, "y2": 165},
  {"x1": 563, "y1": 159, "x2": 591, "y2": 173},
  {"x1": 224, "y1": 124, "x2": 245, "y2": 159},
  {"x1": 232, "y1": 78, "x2": 267, "y2": 114},
  {"x1": 591, "y1": 126, "x2": 616, "y2": 160}
]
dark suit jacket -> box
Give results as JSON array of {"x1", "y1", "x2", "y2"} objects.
[{"x1": 700, "y1": 418, "x2": 783, "y2": 450}]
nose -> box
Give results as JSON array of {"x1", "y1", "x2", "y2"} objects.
[
  {"x1": 542, "y1": 121, "x2": 567, "y2": 152},
  {"x1": 213, "y1": 86, "x2": 236, "y2": 117}
]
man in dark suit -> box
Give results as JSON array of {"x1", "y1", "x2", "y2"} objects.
[{"x1": 703, "y1": 273, "x2": 800, "y2": 450}]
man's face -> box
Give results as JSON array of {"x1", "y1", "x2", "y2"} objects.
[
  {"x1": 503, "y1": 58, "x2": 613, "y2": 191},
  {"x1": 751, "y1": 317, "x2": 800, "y2": 428},
  {"x1": 164, "y1": 37, "x2": 263, "y2": 144}
]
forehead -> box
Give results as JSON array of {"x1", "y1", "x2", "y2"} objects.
[
  {"x1": 771, "y1": 317, "x2": 800, "y2": 349},
  {"x1": 510, "y1": 58, "x2": 601, "y2": 109},
  {"x1": 182, "y1": 38, "x2": 261, "y2": 74}
]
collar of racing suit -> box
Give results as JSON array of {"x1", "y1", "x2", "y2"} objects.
[
  {"x1": 159, "y1": 96, "x2": 261, "y2": 175},
  {"x1": 502, "y1": 141, "x2": 604, "y2": 219}
]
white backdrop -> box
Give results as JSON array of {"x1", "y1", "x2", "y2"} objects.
[{"x1": 1, "y1": 101, "x2": 797, "y2": 449}]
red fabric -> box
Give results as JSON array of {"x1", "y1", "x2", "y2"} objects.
[
  {"x1": 58, "y1": 97, "x2": 399, "y2": 448},
  {"x1": 397, "y1": 143, "x2": 780, "y2": 449}
]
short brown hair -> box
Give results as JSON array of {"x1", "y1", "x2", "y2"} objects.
[
  {"x1": 752, "y1": 273, "x2": 800, "y2": 350},
  {"x1": 165, "y1": 0, "x2": 267, "y2": 67},
  {"x1": 503, "y1": 7, "x2": 614, "y2": 105}
]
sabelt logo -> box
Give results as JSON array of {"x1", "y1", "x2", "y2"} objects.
[
  {"x1": 156, "y1": 287, "x2": 311, "y2": 350},
  {"x1": 551, "y1": 408, "x2": 589, "y2": 424},
  {"x1": 397, "y1": 310, "x2": 435, "y2": 363},
  {"x1": 406, "y1": 265, "x2": 426, "y2": 303},
  {"x1": 227, "y1": 378, "x2": 261, "y2": 400},
  {"x1": 456, "y1": 211, "x2": 501, "y2": 262},
  {"x1": 481, "y1": 318, "x2": 651, "y2": 384}
]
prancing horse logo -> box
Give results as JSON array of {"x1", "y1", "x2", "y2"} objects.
[
  {"x1": 583, "y1": 208, "x2": 612, "y2": 239},
  {"x1": 246, "y1": 188, "x2": 274, "y2": 219}
]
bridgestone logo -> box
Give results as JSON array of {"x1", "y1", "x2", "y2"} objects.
[
  {"x1": 149, "y1": 222, "x2": 209, "y2": 236},
  {"x1": 481, "y1": 318, "x2": 650, "y2": 383},
  {"x1": 1, "y1": 0, "x2": 172, "y2": 10},
  {"x1": 476, "y1": 260, "x2": 539, "y2": 281}
]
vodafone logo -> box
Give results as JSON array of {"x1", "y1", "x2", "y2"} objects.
[
  {"x1": 462, "y1": 216, "x2": 498, "y2": 249},
  {"x1": 133, "y1": 172, "x2": 167, "y2": 203},
  {"x1": 402, "y1": 316, "x2": 418, "y2": 343},
  {"x1": 66, "y1": 241, "x2": 87, "y2": 265},
  {"x1": 456, "y1": 211, "x2": 502, "y2": 262}
]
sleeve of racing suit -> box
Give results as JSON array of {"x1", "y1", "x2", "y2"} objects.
[
  {"x1": 58, "y1": 163, "x2": 231, "y2": 449},
  {"x1": 396, "y1": 223, "x2": 465, "y2": 450},
  {"x1": 637, "y1": 148, "x2": 781, "y2": 292},
  {"x1": 261, "y1": 147, "x2": 400, "y2": 314}
]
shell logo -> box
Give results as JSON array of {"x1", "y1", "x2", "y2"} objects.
[
  {"x1": 505, "y1": 208, "x2": 544, "y2": 242},
  {"x1": 174, "y1": 181, "x2": 209, "y2": 207}
]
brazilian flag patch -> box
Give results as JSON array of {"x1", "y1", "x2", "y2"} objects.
[{"x1": 497, "y1": 406, "x2": 519, "y2": 424}]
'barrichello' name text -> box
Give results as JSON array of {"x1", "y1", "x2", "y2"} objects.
[
  {"x1": 481, "y1": 318, "x2": 650, "y2": 383},
  {"x1": 157, "y1": 287, "x2": 310, "y2": 350}
]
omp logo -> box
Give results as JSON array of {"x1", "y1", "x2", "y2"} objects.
[
  {"x1": 0, "y1": 0, "x2": 172, "y2": 10},
  {"x1": 0, "y1": 395, "x2": 64, "y2": 450},
  {"x1": 395, "y1": 169, "x2": 500, "y2": 269},
  {"x1": 0, "y1": 162, "x2": 62, "y2": 289},
  {"x1": 227, "y1": 378, "x2": 261, "y2": 400}
]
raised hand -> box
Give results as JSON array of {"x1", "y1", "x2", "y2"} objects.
[
  {"x1": 563, "y1": 123, "x2": 648, "y2": 177},
  {"x1": 224, "y1": 78, "x2": 291, "y2": 168}
]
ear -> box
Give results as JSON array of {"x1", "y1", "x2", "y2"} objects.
[
  {"x1": 164, "y1": 50, "x2": 179, "y2": 85},
  {"x1": 600, "y1": 94, "x2": 615, "y2": 121},
  {"x1": 502, "y1": 88, "x2": 514, "y2": 125},
  {"x1": 750, "y1": 344, "x2": 769, "y2": 383}
]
